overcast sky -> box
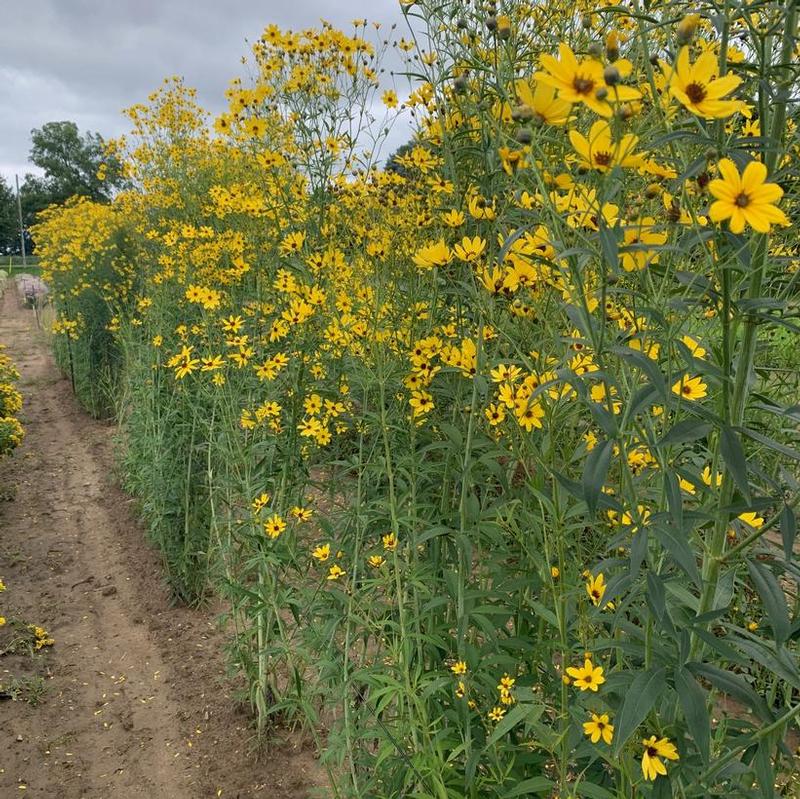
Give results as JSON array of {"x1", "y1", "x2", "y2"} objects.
[{"x1": 0, "y1": 0, "x2": 410, "y2": 186}]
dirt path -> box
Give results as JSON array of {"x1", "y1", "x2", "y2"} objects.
[{"x1": 0, "y1": 288, "x2": 322, "y2": 798}]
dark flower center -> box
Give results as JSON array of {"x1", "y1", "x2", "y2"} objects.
[
  {"x1": 682, "y1": 384, "x2": 692, "y2": 394},
  {"x1": 573, "y1": 76, "x2": 595, "y2": 95},
  {"x1": 595, "y1": 151, "x2": 612, "y2": 166},
  {"x1": 685, "y1": 82, "x2": 707, "y2": 103},
  {"x1": 647, "y1": 746, "x2": 659, "y2": 757},
  {"x1": 735, "y1": 192, "x2": 750, "y2": 207}
]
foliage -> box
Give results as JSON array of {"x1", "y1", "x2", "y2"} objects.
[
  {"x1": 0, "y1": 346, "x2": 24, "y2": 458},
  {"x1": 32, "y1": 3, "x2": 800, "y2": 797}
]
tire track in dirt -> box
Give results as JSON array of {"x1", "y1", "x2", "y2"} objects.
[{"x1": 0, "y1": 287, "x2": 323, "y2": 798}]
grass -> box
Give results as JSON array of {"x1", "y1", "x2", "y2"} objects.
[{"x1": 1, "y1": 256, "x2": 42, "y2": 276}]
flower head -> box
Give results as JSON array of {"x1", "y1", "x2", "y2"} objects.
[
  {"x1": 583, "y1": 713, "x2": 614, "y2": 744},
  {"x1": 566, "y1": 657, "x2": 606, "y2": 691},
  {"x1": 667, "y1": 47, "x2": 742, "y2": 119},
  {"x1": 641, "y1": 735, "x2": 679, "y2": 780},
  {"x1": 708, "y1": 159, "x2": 789, "y2": 234}
]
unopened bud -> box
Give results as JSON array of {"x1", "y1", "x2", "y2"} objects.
[
  {"x1": 515, "y1": 126, "x2": 532, "y2": 144},
  {"x1": 704, "y1": 147, "x2": 718, "y2": 161},
  {"x1": 603, "y1": 65, "x2": 620, "y2": 86},
  {"x1": 595, "y1": 87, "x2": 608, "y2": 101},
  {"x1": 615, "y1": 104, "x2": 633, "y2": 121},
  {"x1": 486, "y1": 15, "x2": 497, "y2": 31},
  {"x1": 454, "y1": 75, "x2": 468, "y2": 93},
  {"x1": 645, "y1": 183, "x2": 661, "y2": 199},
  {"x1": 511, "y1": 104, "x2": 533, "y2": 122},
  {"x1": 587, "y1": 42, "x2": 603, "y2": 59},
  {"x1": 581, "y1": 13, "x2": 593, "y2": 29}
]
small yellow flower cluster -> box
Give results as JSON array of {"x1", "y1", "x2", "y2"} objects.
[{"x1": 0, "y1": 347, "x2": 24, "y2": 458}]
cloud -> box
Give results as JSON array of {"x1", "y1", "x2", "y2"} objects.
[{"x1": 0, "y1": 0, "x2": 410, "y2": 184}]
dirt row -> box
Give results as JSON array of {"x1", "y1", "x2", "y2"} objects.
[{"x1": 0, "y1": 287, "x2": 323, "y2": 798}]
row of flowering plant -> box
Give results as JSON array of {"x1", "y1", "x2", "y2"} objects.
[{"x1": 32, "y1": 0, "x2": 800, "y2": 796}]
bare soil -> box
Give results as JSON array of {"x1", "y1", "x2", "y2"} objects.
[{"x1": 0, "y1": 290, "x2": 325, "y2": 798}]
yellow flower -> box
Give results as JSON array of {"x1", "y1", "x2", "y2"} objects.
[
  {"x1": 566, "y1": 658, "x2": 606, "y2": 692},
  {"x1": 737, "y1": 511, "x2": 764, "y2": 528},
  {"x1": 413, "y1": 240, "x2": 452, "y2": 269},
  {"x1": 667, "y1": 47, "x2": 742, "y2": 119},
  {"x1": 264, "y1": 514, "x2": 287, "y2": 539},
  {"x1": 569, "y1": 121, "x2": 642, "y2": 172},
  {"x1": 583, "y1": 713, "x2": 614, "y2": 744},
  {"x1": 451, "y1": 660, "x2": 467, "y2": 675},
  {"x1": 671, "y1": 374, "x2": 707, "y2": 400},
  {"x1": 382, "y1": 532, "x2": 398, "y2": 551},
  {"x1": 367, "y1": 555, "x2": 385, "y2": 568},
  {"x1": 484, "y1": 403, "x2": 506, "y2": 426},
  {"x1": 312, "y1": 544, "x2": 331, "y2": 562},
  {"x1": 550, "y1": 566, "x2": 560, "y2": 578},
  {"x1": 641, "y1": 735, "x2": 679, "y2": 781},
  {"x1": 535, "y1": 43, "x2": 640, "y2": 117},
  {"x1": 327, "y1": 564, "x2": 346, "y2": 581},
  {"x1": 381, "y1": 89, "x2": 399, "y2": 108},
  {"x1": 620, "y1": 218, "x2": 667, "y2": 271},
  {"x1": 514, "y1": 79, "x2": 572, "y2": 126},
  {"x1": 708, "y1": 159, "x2": 789, "y2": 234},
  {"x1": 586, "y1": 573, "x2": 606, "y2": 606},
  {"x1": 488, "y1": 706, "x2": 506, "y2": 723},
  {"x1": 453, "y1": 236, "x2": 487, "y2": 263}
]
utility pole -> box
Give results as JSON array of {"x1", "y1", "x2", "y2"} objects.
[{"x1": 15, "y1": 173, "x2": 27, "y2": 269}]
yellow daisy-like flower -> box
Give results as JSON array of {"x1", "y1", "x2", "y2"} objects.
[
  {"x1": 586, "y1": 572, "x2": 606, "y2": 606},
  {"x1": 708, "y1": 159, "x2": 789, "y2": 234},
  {"x1": 666, "y1": 47, "x2": 742, "y2": 119},
  {"x1": 535, "y1": 43, "x2": 640, "y2": 117},
  {"x1": 312, "y1": 543, "x2": 331, "y2": 562},
  {"x1": 569, "y1": 121, "x2": 642, "y2": 172},
  {"x1": 327, "y1": 564, "x2": 346, "y2": 581},
  {"x1": 450, "y1": 660, "x2": 467, "y2": 675},
  {"x1": 264, "y1": 513, "x2": 287, "y2": 539},
  {"x1": 641, "y1": 735, "x2": 679, "y2": 781},
  {"x1": 514, "y1": 79, "x2": 572, "y2": 126},
  {"x1": 671, "y1": 374, "x2": 707, "y2": 400},
  {"x1": 566, "y1": 658, "x2": 606, "y2": 692},
  {"x1": 583, "y1": 713, "x2": 614, "y2": 744}
]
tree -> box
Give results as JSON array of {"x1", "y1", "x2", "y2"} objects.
[{"x1": 28, "y1": 121, "x2": 123, "y2": 204}]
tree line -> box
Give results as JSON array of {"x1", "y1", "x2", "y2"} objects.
[{"x1": 0, "y1": 121, "x2": 123, "y2": 255}]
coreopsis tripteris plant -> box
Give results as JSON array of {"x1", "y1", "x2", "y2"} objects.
[{"x1": 30, "y1": 3, "x2": 800, "y2": 797}]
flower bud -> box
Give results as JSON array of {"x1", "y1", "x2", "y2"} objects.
[
  {"x1": 511, "y1": 103, "x2": 533, "y2": 122},
  {"x1": 645, "y1": 183, "x2": 661, "y2": 199},
  {"x1": 587, "y1": 42, "x2": 603, "y2": 59},
  {"x1": 603, "y1": 65, "x2": 620, "y2": 86},
  {"x1": 486, "y1": 15, "x2": 497, "y2": 31},
  {"x1": 515, "y1": 126, "x2": 532, "y2": 144},
  {"x1": 454, "y1": 75, "x2": 469, "y2": 93},
  {"x1": 677, "y1": 13, "x2": 701, "y2": 45},
  {"x1": 581, "y1": 14, "x2": 592, "y2": 29},
  {"x1": 595, "y1": 87, "x2": 608, "y2": 101}
]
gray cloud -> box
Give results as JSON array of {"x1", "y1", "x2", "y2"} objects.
[{"x1": 0, "y1": 0, "x2": 411, "y2": 183}]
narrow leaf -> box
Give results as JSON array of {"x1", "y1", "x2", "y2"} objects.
[{"x1": 612, "y1": 667, "x2": 667, "y2": 754}]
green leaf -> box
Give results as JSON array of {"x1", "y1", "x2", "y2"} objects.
[
  {"x1": 657, "y1": 419, "x2": 712, "y2": 447},
  {"x1": 720, "y1": 426, "x2": 751, "y2": 503},
  {"x1": 484, "y1": 702, "x2": 543, "y2": 748},
  {"x1": 504, "y1": 777, "x2": 554, "y2": 797},
  {"x1": 612, "y1": 667, "x2": 667, "y2": 754},
  {"x1": 741, "y1": 426, "x2": 800, "y2": 461},
  {"x1": 689, "y1": 663, "x2": 774, "y2": 723},
  {"x1": 582, "y1": 438, "x2": 614, "y2": 515},
  {"x1": 675, "y1": 667, "x2": 710, "y2": 763},
  {"x1": 747, "y1": 560, "x2": 791, "y2": 644},
  {"x1": 653, "y1": 524, "x2": 702, "y2": 587},
  {"x1": 780, "y1": 505, "x2": 796, "y2": 562}
]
